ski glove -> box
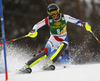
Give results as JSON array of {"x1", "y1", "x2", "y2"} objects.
[
  {"x1": 27, "y1": 29, "x2": 38, "y2": 38},
  {"x1": 83, "y1": 22, "x2": 92, "y2": 32}
]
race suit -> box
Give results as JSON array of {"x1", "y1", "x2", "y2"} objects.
[{"x1": 32, "y1": 13, "x2": 84, "y2": 63}]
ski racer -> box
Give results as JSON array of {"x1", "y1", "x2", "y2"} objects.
[{"x1": 20, "y1": 3, "x2": 91, "y2": 73}]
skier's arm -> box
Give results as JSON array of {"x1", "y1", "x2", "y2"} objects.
[
  {"x1": 32, "y1": 19, "x2": 46, "y2": 31},
  {"x1": 64, "y1": 14, "x2": 91, "y2": 32},
  {"x1": 64, "y1": 14, "x2": 84, "y2": 26},
  {"x1": 27, "y1": 18, "x2": 49, "y2": 38}
]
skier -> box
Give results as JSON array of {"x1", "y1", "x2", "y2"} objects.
[{"x1": 20, "y1": 3, "x2": 91, "y2": 73}]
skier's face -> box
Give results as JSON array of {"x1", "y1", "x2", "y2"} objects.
[
  {"x1": 48, "y1": 10, "x2": 59, "y2": 20},
  {"x1": 51, "y1": 14, "x2": 58, "y2": 20}
]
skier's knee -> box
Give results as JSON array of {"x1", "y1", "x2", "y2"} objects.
[
  {"x1": 44, "y1": 47, "x2": 51, "y2": 56},
  {"x1": 44, "y1": 47, "x2": 48, "y2": 54}
]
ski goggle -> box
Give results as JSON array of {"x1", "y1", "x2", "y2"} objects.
[{"x1": 48, "y1": 10, "x2": 58, "y2": 16}]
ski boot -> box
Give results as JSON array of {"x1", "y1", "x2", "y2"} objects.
[
  {"x1": 58, "y1": 50, "x2": 69, "y2": 64},
  {"x1": 43, "y1": 60, "x2": 55, "y2": 71},
  {"x1": 19, "y1": 64, "x2": 32, "y2": 73}
]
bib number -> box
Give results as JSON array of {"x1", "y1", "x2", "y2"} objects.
[{"x1": 57, "y1": 29, "x2": 60, "y2": 34}]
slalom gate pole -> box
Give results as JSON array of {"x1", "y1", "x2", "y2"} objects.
[{"x1": 0, "y1": 0, "x2": 8, "y2": 81}]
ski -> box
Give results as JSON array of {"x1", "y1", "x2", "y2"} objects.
[
  {"x1": 43, "y1": 65, "x2": 55, "y2": 71},
  {"x1": 18, "y1": 68, "x2": 32, "y2": 74},
  {"x1": 17, "y1": 64, "x2": 68, "y2": 74}
]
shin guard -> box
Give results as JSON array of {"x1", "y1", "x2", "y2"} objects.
[
  {"x1": 50, "y1": 42, "x2": 67, "y2": 63},
  {"x1": 27, "y1": 51, "x2": 47, "y2": 68}
]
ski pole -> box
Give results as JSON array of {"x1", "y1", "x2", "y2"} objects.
[
  {"x1": 0, "y1": 34, "x2": 29, "y2": 46},
  {"x1": 90, "y1": 30, "x2": 100, "y2": 43}
]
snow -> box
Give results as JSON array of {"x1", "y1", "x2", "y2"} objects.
[
  {"x1": 1, "y1": 45, "x2": 100, "y2": 81},
  {"x1": 1, "y1": 63, "x2": 100, "y2": 81}
]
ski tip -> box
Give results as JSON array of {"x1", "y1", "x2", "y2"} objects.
[
  {"x1": 18, "y1": 68, "x2": 32, "y2": 74},
  {"x1": 43, "y1": 65, "x2": 55, "y2": 71}
]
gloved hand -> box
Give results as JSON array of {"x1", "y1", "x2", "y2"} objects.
[
  {"x1": 83, "y1": 22, "x2": 92, "y2": 32},
  {"x1": 27, "y1": 29, "x2": 38, "y2": 38}
]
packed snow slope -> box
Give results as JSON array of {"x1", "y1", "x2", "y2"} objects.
[
  {"x1": 1, "y1": 45, "x2": 100, "y2": 81},
  {"x1": 1, "y1": 63, "x2": 100, "y2": 81}
]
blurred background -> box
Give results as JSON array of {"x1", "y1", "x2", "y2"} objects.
[{"x1": 0, "y1": 0, "x2": 100, "y2": 64}]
